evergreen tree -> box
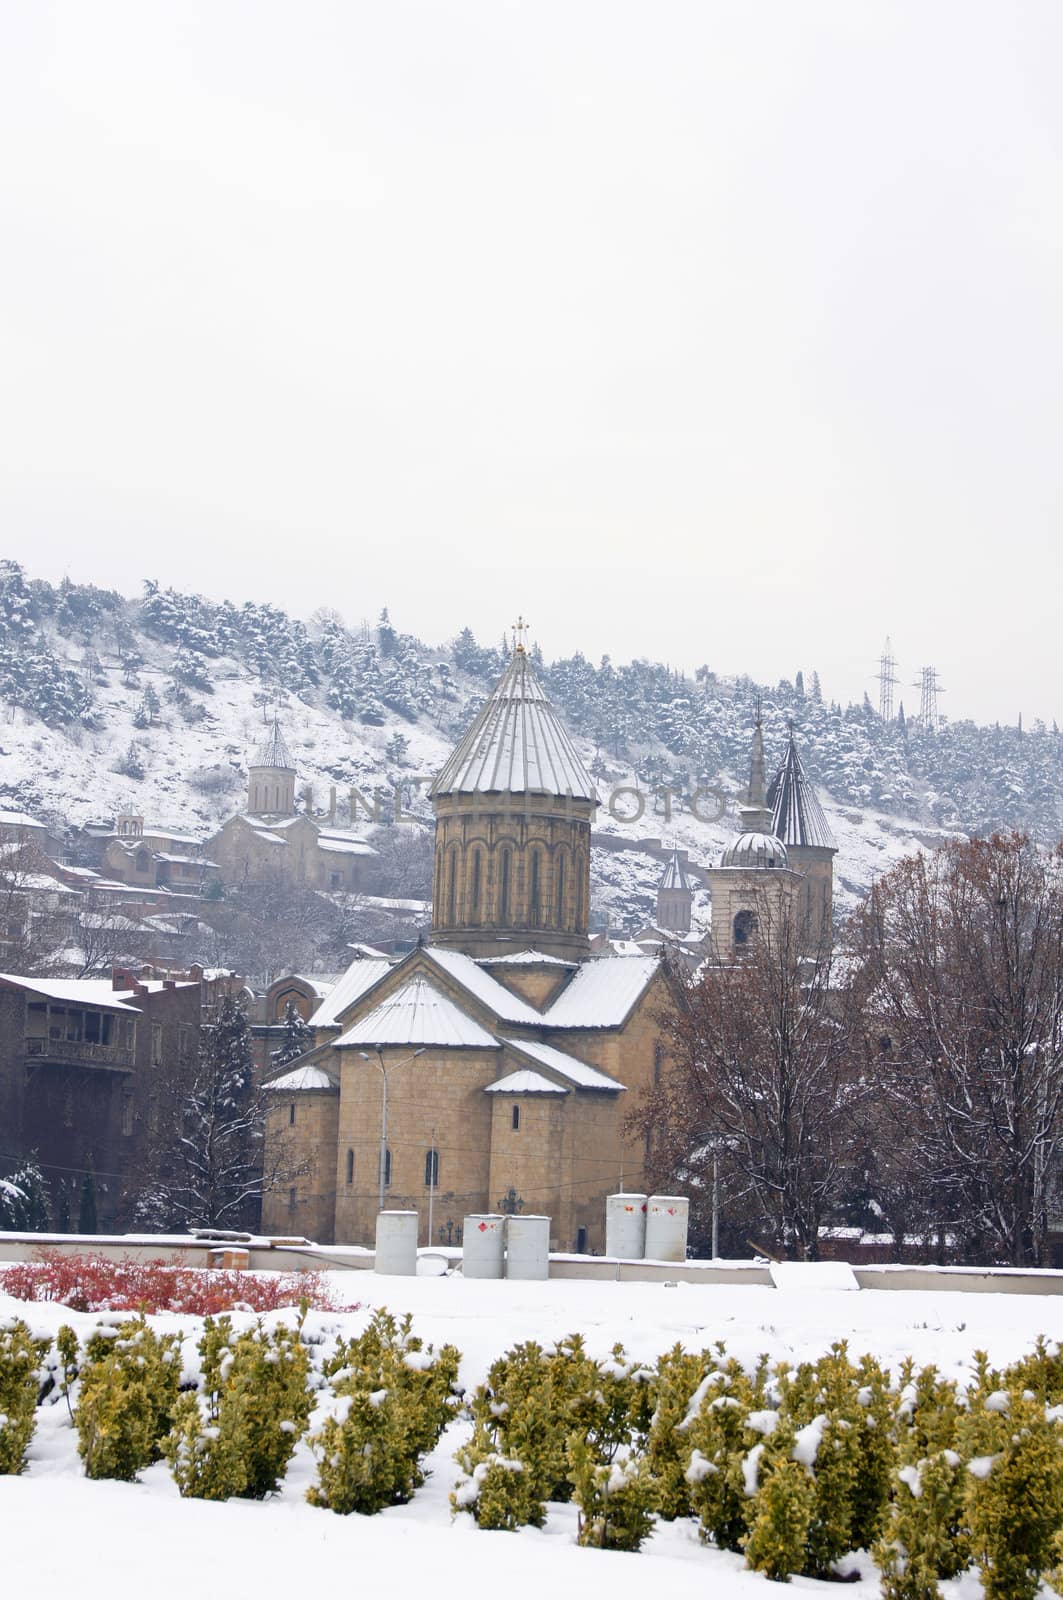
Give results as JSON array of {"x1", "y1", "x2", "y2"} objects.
[
  {"x1": 270, "y1": 1001, "x2": 312, "y2": 1069},
  {"x1": 0, "y1": 1154, "x2": 50, "y2": 1231},
  {"x1": 377, "y1": 607, "x2": 397, "y2": 656}
]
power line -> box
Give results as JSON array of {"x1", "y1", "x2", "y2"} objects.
[{"x1": 877, "y1": 636, "x2": 899, "y2": 723}]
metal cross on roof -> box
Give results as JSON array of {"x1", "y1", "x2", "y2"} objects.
[{"x1": 512, "y1": 614, "x2": 529, "y2": 653}]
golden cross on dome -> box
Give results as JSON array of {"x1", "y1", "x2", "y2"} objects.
[{"x1": 512, "y1": 615, "x2": 529, "y2": 654}]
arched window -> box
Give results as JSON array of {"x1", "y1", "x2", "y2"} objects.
[
  {"x1": 529, "y1": 849, "x2": 541, "y2": 926},
  {"x1": 555, "y1": 850, "x2": 567, "y2": 927},
  {"x1": 512, "y1": 1103, "x2": 520, "y2": 1131},
  {"x1": 289, "y1": 1101, "x2": 296, "y2": 1126},
  {"x1": 384, "y1": 1147, "x2": 392, "y2": 1187},
  {"x1": 446, "y1": 848, "x2": 458, "y2": 925},
  {"x1": 425, "y1": 1149, "x2": 439, "y2": 1188},
  {"x1": 733, "y1": 909, "x2": 758, "y2": 947},
  {"x1": 499, "y1": 848, "x2": 511, "y2": 925},
  {"x1": 653, "y1": 1042, "x2": 663, "y2": 1087},
  {"x1": 468, "y1": 849, "x2": 482, "y2": 920},
  {"x1": 346, "y1": 1149, "x2": 354, "y2": 1185}
]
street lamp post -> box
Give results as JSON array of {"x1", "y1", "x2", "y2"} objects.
[{"x1": 360, "y1": 1046, "x2": 425, "y2": 1216}]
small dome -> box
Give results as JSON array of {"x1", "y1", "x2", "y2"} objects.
[{"x1": 720, "y1": 831, "x2": 789, "y2": 869}]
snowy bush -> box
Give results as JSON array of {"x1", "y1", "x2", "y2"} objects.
[
  {"x1": 567, "y1": 1435, "x2": 659, "y2": 1551},
  {"x1": 75, "y1": 1315, "x2": 183, "y2": 1481},
  {"x1": 0, "y1": 1316, "x2": 43, "y2": 1474},
  {"x1": 644, "y1": 1344, "x2": 710, "y2": 1520}
]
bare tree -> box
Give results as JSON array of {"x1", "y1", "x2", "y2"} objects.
[
  {"x1": 848, "y1": 832, "x2": 1063, "y2": 1266},
  {"x1": 0, "y1": 845, "x2": 72, "y2": 975},
  {"x1": 631, "y1": 892, "x2": 860, "y2": 1259}
]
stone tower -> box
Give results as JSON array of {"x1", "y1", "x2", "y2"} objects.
[
  {"x1": 247, "y1": 716, "x2": 297, "y2": 818},
  {"x1": 767, "y1": 728, "x2": 837, "y2": 947},
  {"x1": 656, "y1": 846, "x2": 694, "y2": 934},
  {"x1": 706, "y1": 710, "x2": 799, "y2": 957},
  {"x1": 428, "y1": 630, "x2": 598, "y2": 961}
]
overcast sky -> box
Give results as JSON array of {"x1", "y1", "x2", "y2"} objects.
[{"x1": 2, "y1": 2, "x2": 1061, "y2": 724}]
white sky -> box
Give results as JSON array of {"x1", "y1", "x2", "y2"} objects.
[{"x1": 2, "y1": 2, "x2": 1061, "y2": 725}]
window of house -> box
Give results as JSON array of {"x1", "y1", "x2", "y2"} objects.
[
  {"x1": 121, "y1": 1090, "x2": 134, "y2": 1137},
  {"x1": 425, "y1": 1149, "x2": 439, "y2": 1188},
  {"x1": 384, "y1": 1148, "x2": 392, "y2": 1187},
  {"x1": 511, "y1": 1103, "x2": 520, "y2": 1131},
  {"x1": 653, "y1": 1042, "x2": 663, "y2": 1087},
  {"x1": 65, "y1": 1008, "x2": 84, "y2": 1043},
  {"x1": 179, "y1": 1024, "x2": 194, "y2": 1065},
  {"x1": 84, "y1": 1012, "x2": 101, "y2": 1045},
  {"x1": 575, "y1": 1226, "x2": 588, "y2": 1254},
  {"x1": 289, "y1": 1101, "x2": 296, "y2": 1126},
  {"x1": 288, "y1": 1187, "x2": 297, "y2": 1213},
  {"x1": 733, "y1": 909, "x2": 758, "y2": 947},
  {"x1": 346, "y1": 1149, "x2": 354, "y2": 1185},
  {"x1": 151, "y1": 1022, "x2": 163, "y2": 1065}
]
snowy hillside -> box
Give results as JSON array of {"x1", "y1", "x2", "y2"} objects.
[{"x1": 0, "y1": 561, "x2": 1057, "y2": 925}]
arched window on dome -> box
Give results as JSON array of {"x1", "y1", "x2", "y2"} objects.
[
  {"x1": 446, "y1": 847, "x2": 459, "y2": 926},
  {"x1": 499, "y1": 848, "x2": 512, "y2": 925},
  {"x1": 468, "y1": 848, "x2": 483, "y2": 921},
  {"x1": 529, "y1": 848, "x2": 541, "y2": 926},
  {"x1": 733, "y1": 909, "x2": 758, "y2": 949},
  {"x1": 555, "y1": 849, "x2": 567, "y2": 928}
]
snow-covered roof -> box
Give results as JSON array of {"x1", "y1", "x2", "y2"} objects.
[
  {"x1": 658, "y1": 847, "x2": 692, "y2": 892},
  {"x1": 484, "y1": 1068, "x2": 568, "y2": 1095},
  {"x1": 424, "y1": 946, "x2": 544, "y2": 1024},
  {"x1": 12, "y1": 873, "x2": 78, "y2": 894},
  {"x1": 317, "y1": 826, "x2": 372, "y2": 846},
  {"x1": 503, "y1": 1037, "x2": 624, "y2": 1091},
  {"x1": 719, "y1": 830, "x2": 789, "y2": 869},
  {"x1": 429, "y1": 646, "x2": 597, "y2": 802},
  {"x1": 317, "y1": 835, "x2": 376, "y2": 856},
  {"x1": 264, "y1": 1063, "x2": 336, "y2": 1092},
  {"x1": 0, "y1": 808, "x2": 45, "y2": 828},
  {"x1": 478, "y1": 950, "x2": 577, "y2": 968},
  {"x1": 142, "y1": 829, "x2": 203, "y2": 847},
  {"x1": 768, "y1": 732, "x2": 838, "y2": 852},
  {"x1": 154, "y1": 852, "x2": 210, "y2": 865},
  {"x1": 335, "y1": 974, "x2": 499, "y2": 1050},
  {"x1": 544, "y1": 955, "x2": 658, "y2": 1029},
  {"x1": 0, "y1": 975, "x2": 142, "y2": 1011},
  {"x1": 283, "y1": 972, "x2": 340, "y2": 999},
  {"x1": 251, "y1": 717, "x2": 295, "y2": 770},
  {"x1": 309, "y1": 957, "x2": 392, "y2": 1029}
]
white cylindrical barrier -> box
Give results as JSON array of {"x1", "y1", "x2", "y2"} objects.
[
  {"x1": 605, "y1": 1193, "x2": 647, "y2": 1259},
  {"x1": 644, "y1": 1195, "x2": 690, "y2": 1262},
  {"x1": 462, "y1": 1214, "x2": 506, "y2": 1279},
  {"x1": 374, "y1": 1210, "x2": 418, "y2": 1276},
  {"x1": 505, "y1": 1215, "x2": 550, "y2": 1280}
]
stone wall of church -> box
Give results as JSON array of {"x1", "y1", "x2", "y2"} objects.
[
  {"x1": 784, "y1": 845, "x2": 834, "y2": 947},
  {"x1": 261, "y1": 1089, "x2": 339, "y2": 1243},
  {"x1": 431, "y1": 793, "x2": 593, "y2": 961}
]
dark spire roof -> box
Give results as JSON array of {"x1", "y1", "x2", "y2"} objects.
[
  {"x1": 658, "y1": 846, "x2": 692, "y2": 892},
  {"x1": 251, "y1": 716, "x2": 294, "y2": 771},
  {"x1": 429, "y1": 644, "x2": 596, "y2": 802},
  {"x1": 736, "y1": 701, "x2": 775, "y2": 835},
  {"x1": 768, "y1": 730, "x2": 837, "y2": 851}
]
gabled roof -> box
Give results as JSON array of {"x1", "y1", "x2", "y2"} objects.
[
  {"x1": 478, "y1": 949, "x2": 577, "y2": 968},
  {"x1": 503, "y1": 1037, "x2": 624, "y2": 1091},
  {"x1": 423, "y1": 946, "x2": 544, "y2": 1025},
  {"x1": 485, "y1": 1069, "x2": 568, "y2": 1095},
  {"x1": 768, "y1": 733, "x2": 837, "y2": 851},
  {"x1": 309, "y1": 957, "x2": 393, "y2": 1029},
  {"x1": 251, "y1": 717, "x2": 294, "y2": 771},
  {"x1": 334, "y1": 974, "x2": 499, "y2": 1050},
  {"x1": 543, "y1": 956, "x2": 659, "y2": 1030},
  {"x1": 658, "y1": 847, "x2": 692, "y2": 892},
  {"x1": 0, "y1": 975, "x2": 142, "y2": 1012},
  {"x1": 429, "y1": 646, "x2": 596, "y2": 802},
  {"x1": 263, "y1": 1062, "x2": 336, "y2": 1092}
]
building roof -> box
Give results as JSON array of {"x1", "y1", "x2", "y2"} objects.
[
  {"x1": 309, "y1": 957, "x2": 393, "y2": 1029},
  {"x1": 251, "y1": 716, "x2": 295, "y2": 771},
  {"x1": 0, "y1": 809, "x2": 45, "y2": 829},
  {"x1": 317, "y1": 834, "x2": 377, "y2": 857},
  {"x1": 429, "y1": 646, "x2": 597, "y2": 802},
  {"x1": 768, "y1": 732, "x2": 838, "y2": 851},
  {"x1": 503, "y1": 1036, "x2": 624, "y2": 1091},
  {"x1": 334, "y1": 974, "x2": 499, "y2": 1050},
  {"x1": 543, "y1": 955, "x2": 658, "y2": 1029},
  {"x1": 719, "y1": 831, "x2": 790, "y2": 869},
  {"x1": 477, "y1": 949, "x2": 577, "y2": 968},
  {"x1": 264, "y1": 1062, "x2": 336, "y2": 1092},
  {"x1": 484, "y1": 1069, "x2": 568, "y2": 1096},
  {"x1": 423, "y1": 946, "x2": 544, "y2": 1025},
  {"x1": 658, "y1": 847, "x2": 692, "y2": 892},
  {"x1": 0, "y1": 975, "x2": 142, "y2": 1012}
]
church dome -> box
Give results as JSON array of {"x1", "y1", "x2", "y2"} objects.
[{"x1": 720, "y1": 831, "x2": 789, "y2": 869}]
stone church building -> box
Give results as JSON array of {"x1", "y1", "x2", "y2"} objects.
[{"x1": 262, "y1": 643, "x2": 837, "y2": 1251}]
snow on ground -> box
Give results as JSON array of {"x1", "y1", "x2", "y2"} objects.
[{"x1": 4, "y1": 1271, "x2": 1063, "y2": 1600}]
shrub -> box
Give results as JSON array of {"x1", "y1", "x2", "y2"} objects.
[
  {"x1": 567, "y1": 1434, "x2": 659, "y2": 1551},
  {"x1": 75, "y1": 1316, "x2": 183, "y2": 1481},
  {"x1": 645, "y1": 1343, "x2": 710, "y2": 1520},
  {"x1": 0, "y1": 1251, "x2": 359, "y2": 1315},
  {"x1": 451, "y1": 1451, "x2": 545, "y2": 1530},
  {"x1": 960, "y1": 1379, "x2": 1063, "y2": 1600},
  {"x1": 743, "y1": 1456, "x2": 814, "y2": 1583},
  {"x1": 683, "y1": 1352, "x2": 768, "y2": 1552},
  {"x1": 310, "y1": 1309, "x2": 462, "y2": 1516},
  {"x1": 876, "y1": 1449, "x2": 967, "y2": 1600},
  {"x1": 166, "y1": 1314, "x2": 313, "y2": 1501},
  {"x1": 0, "y1": 1316, "x2": 43, "y2": 1474}
]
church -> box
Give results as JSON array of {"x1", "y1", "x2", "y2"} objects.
[{"x1": 261, "y1": 635, "x2": 836, "y2": 1251}]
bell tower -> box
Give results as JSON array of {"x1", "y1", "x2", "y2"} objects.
[
  {"x1": 247, "y1": 716, "x2": 297, "y2": 818},
  {"x1": 429, "y1": 622, "x2": 598, "y2": 962}
]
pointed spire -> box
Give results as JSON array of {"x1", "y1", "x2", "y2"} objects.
[
  {"x1": 767, "y1": 728, "x2": 837, "y2": 851},
  {"x1": 252, "y1": 715, "x2": 294, "y2": 771},
  {"x1": 430, "y1": 640, "x2": 596, "y2": 801},
  {"x1": 658, "y1": 845, "x2": 691, "y2": 892},
  {"x1": 738, "y1": 700, "x2": 774, "y2": 835}
]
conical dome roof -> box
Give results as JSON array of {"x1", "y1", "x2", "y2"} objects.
[
  {"x1": 768, "y1": 732, "x2": 836, "y2": 851},
  {"x1": 430, "y1": 647, "x2": 597, "y2": 802},
  {"x1": 659, "y1": 846, "x2": 692, "y2": 891},
  {"x1": 720, "y1": 831, "x2": 789, "y2": 869},
  {"x1": 251, "y1": 716, "x2": 294, "y2": 771}
]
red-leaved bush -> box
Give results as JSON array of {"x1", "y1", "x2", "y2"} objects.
[{"x1": 0, "y1": 1251, "x2": 360, "y2": 1315}]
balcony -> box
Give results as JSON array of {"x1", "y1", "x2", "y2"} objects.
[{"x1": 25, "y1": 1036, "x2": 135, "y2": 1071}]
